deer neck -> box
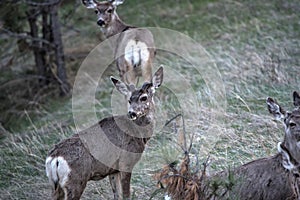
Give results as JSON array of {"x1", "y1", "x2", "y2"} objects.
[{"x1": 102, "y1": 14, "x2": 128, "y2": 38}]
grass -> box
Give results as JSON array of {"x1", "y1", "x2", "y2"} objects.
[{"x1": 0, "y1": 0, "x2": 299, "y2": 199}]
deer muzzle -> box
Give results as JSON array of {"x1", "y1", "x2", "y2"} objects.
[
  {"x1": 97, "y1": 19, "x2": 106, "y2": 27},
  {"x1": 128, "y1": 111, "x2": 137, "y2": 120}
]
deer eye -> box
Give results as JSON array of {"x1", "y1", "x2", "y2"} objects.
[
  {"x1": 107, "y1": 9, "x2": 113, "y2": 13},
  {"x1": 140, "y1": 96, "x2": 148, "y2": 102},
  {"x1": 128, "y1": 100, "x2": 132, "y2": 104},
  {"x1": 94, "y1": 10, "x2": 99, "y2": 14},
  {"x1": 289, "y1": 122, "x2": 297, "y2": 129}
]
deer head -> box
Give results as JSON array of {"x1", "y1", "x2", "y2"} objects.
[
  {"x1": 82, "y1": 0, "x2": 124, "y2": 27},
  {"x1": 111, "y1": 66, "x2": 163, "y2": 121},
  {"x1": 267, "y1": 91, "x2": 300, "y2": 175}
]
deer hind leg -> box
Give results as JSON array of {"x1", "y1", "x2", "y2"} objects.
[
  {"x1": 124, "y1": 69, "x2": 138, "y2": 86},
  {"x1": 141, "y1": 58, "x2": 152, "y2": 83},
  {"x1": 141, "y1": 48, "x2": 155, "y2": 83},
  {"x1": 117, "y1": 59, "x2": 137, "y2": 86},
  {"x1": 50, "y1": 180, "x2": 85, "y2": 200},
  {"x1": 124, "y1": 62, "x2": 138, "y2": 87},
  {"x1": 63, "y1": 181, "x2": 87, "y2": 200},
  {"x1": 52, "y1": 185, "x2": 64, "y2": 200}
]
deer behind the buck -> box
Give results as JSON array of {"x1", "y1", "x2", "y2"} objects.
[
  {"x1": 45, "y1": 67, "x2": 163, "y2": 200},
  {"x1": 82, "y1": 0, "x2": 155, "y2": 86}
]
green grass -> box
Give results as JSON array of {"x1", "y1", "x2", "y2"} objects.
[{"x1": 0, "y1": 0, "x2": 299, "y2": 199}]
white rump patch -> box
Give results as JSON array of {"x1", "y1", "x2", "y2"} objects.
[
  {"x1": 164, "y1": 194, "x2": 172, "y2": 200},
  {"x1": 45, "y1": 157, "x2": 56, "y2": 182},
  {"x1": 45, "y1": 156, "x2": 71, "y2": 187},
  {"x1": 124, "y1": 40, "x2": 150, "y2": 67}
]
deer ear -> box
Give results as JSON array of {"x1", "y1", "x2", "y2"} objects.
[
  {"x1": 152, "y1": 66, "x2": 163, "y2": 89},
  {"x1": 266, "y1": 97, "x2": 285, "y2": 120},
  {"x1": 278, "y1": 142, "x2": 295, "y2": 171},
  {"x1": 82, "y1": 0, "x2": 97, "y2": 9},
  {"x1": 293, "y1": 91, "x2": 300, "y2": 107},
  {"x1": 110, "y1": 76, "x2": 129, "y2": 96},
  {"x1": 111, "y1": 0, "x2": 124, "y2": 6}
]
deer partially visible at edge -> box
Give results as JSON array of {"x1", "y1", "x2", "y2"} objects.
[
  {"x1": 156, "y1": 91, "x2": 300, "y2": 200},
  {"x1": 208, "y1": 91, "x2": 300, "y2": 199},
  {"x1": 82, "y1": 0, "x2": 155, "y2": 87},
  {"x1": 45, "y1": 67, "x2": 163, "y2": 200}
]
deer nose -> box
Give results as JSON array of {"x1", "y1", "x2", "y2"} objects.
[
  {"x1": 128, "y1": 111, "x2": 137, "y2": 120},
  {"x1": 97, "y1": 19, "x2": 105, "y2": 27}
]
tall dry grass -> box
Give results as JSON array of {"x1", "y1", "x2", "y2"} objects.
[{"x1": 0, "y1": 0, "x2": 299, "y2": 199}]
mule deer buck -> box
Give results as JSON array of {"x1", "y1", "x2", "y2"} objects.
[
  {"x1": 82, "y1": 0, "x2": 155, "y2": 86},
  {"x1": 157, "y1": 91, "x2": 300, "y2": 200},
  {"x1": 45, "y1": 67, "x2": 163, "y2": 200}
]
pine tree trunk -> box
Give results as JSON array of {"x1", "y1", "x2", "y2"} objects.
[
  {"x1": 50, "y1": 2, "x2": 70, "y2": 95},
  {"x1": 27, "y1": 8, "x2": 47, "y2": 86}
]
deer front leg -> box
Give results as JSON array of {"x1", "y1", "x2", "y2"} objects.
[
  {"x1": 109, "y1": 172, "x2": 132, "y2": 200},
  {"x1": 109, "y1": 173, "x2": 122, "y2": 200},
  {"x1": 120, "y1": 172, "x2": 132, "y2": 199}
]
